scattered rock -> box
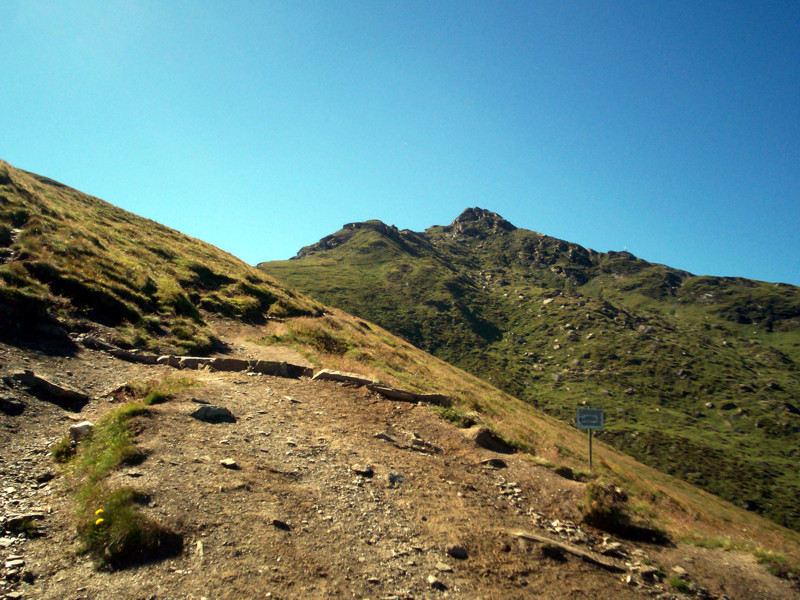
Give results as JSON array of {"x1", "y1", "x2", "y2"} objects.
[
  {"x1": 388, "y1": 473, "x2": 404, "y2": 487},
  {"x1": 191, "y1": 405, "x2": 236, "y2": 424},
  {"x1": 68, "y1": 421, "x2": 94, "y2": 441},
  {"x1": 374, "y1": 431, "x2": 396, "y2": 443},
  {"x1": 671, "y1": 565, "x2": 688, "y2": 578},
  {"x1": 6, "y1": 512, "x2": 45, "y2": 532},
  {"x1": 720, "y1": 402, "x2": 737, "y2": 411},
  {"x1": 598, "y1": 541, "x2": 624, "y2": 557},
  {"x1": 409, "y1": 436, "x2": 442, "y2": 454},
  {"x1": 219, "y1": 458, "x2": 239, "y2": 470},
  {"x1": 35, "y1": 471, "x2": 54, "y2": 484},
  {"x1": 351, "y1": 464, "x2": 374, "y2": 477},
  {"x1": 271, "y1": 519, "x2": 291, "y2": 531},
  {"x1": 481, "y1": 458, "x2": 508, "y2": 469},
  {"x1": 447, "y1": 545, "x2": 468, "y2": 560},
  {"x1": 427, "y1": 574, "x2": 447, "y2": 590},
  {"x1": 639, "y1": 565, "x2": 660, "y2": 582},
  {"x1": 0, "y1": 395, "x2": 24, "y2": 416},
  {"x1": 435, "y1": 561, "x2": 453, "y2": 572},
  {"x1": 464, "y1": 427, "x2": 515, "y2": 454}
]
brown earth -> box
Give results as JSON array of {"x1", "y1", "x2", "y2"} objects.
[{"x1": 0, "y1": 328, "x2": 798, "y2": 600}]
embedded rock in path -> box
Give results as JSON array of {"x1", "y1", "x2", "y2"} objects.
[
  {"x1": 157, "y1": 356, "x2": 180, "y2": 368},
  {"x1": 208, "y1": 357, "x2": 250, "y2": 372},
  {"x1": 367, "y1": 384, "x2": 416, "y2": 402},
  {"x1": 11, "y1": 370, "x2": 90, "y2": 411},
  {"x1": 312, "y1": 369, "x2": 378, "y2": 387},
  {"x1": 481, "y1": 458, "x2": 508, "y2": 469},
  {"x1": 219, "y1": 458, "x2": 239, "y2": 469},
  {"x1": 178, "y1": 356, "x2": 212, "y2": 370},
  {"x1": 250, "y1": 360, "x2": 312, "y2": 378},
  {"x1": 190, "y1": 405, "x2": 236, "y2": 424},
  {"x1": 108, "y1": 349, "x2": 159, "y2": 365}
]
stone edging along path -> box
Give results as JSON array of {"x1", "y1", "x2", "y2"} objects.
[{"x1": 75, "y1": 335, "x2": 451, "y2": 407}]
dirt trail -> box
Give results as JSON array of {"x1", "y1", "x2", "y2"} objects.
[{"x1": 0, "y1": 338, "x2": 797, "y2": 600}]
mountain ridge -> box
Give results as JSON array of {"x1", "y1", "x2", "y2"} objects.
[{"x1": 260, "y1": 208, "x2": 800, "y2": 531}]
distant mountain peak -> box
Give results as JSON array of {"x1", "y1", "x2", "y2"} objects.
[{"x1": 447, "y1": 207, "x2": 516, "y2": 237}]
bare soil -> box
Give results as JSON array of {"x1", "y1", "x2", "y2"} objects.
[{"x1": 0, "y1": 330, "x2": 797, "y2": 600}]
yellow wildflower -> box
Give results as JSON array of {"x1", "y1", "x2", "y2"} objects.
[
  {"x1": 95, "y1": 518, "x2": 105, "y2": 526},
  {"x1": 95, "y1": 508, "x2": 104, "y2": 515}
]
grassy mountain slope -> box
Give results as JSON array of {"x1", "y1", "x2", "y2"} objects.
[
  {"x1": 1, "y1": 161, "x2": 799, "y2": 575},
  {"x1": 260, "y1": 208, "x2": 800, "y2": 531},
  {"x1": 0, "y1": 160, "x2": 323, "y2": 354}
]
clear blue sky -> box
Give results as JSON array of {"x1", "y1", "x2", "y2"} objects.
[{"x1": 2, "y1": 1, "x2": 799, "y2": 284}]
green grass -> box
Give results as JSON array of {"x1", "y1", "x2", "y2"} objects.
[
  {"x1": 0, "y1": 160, "x2": 324, "y2": 355},
  {"x1": 684, "y1": 535, "x2": 800, "y2": 582},
  {"x1": 433, "y1": 405, "x2": 479, "y2": 428},
  {"x1": 669, "y1": 575, "x2": 692, "y2": 593},
  {"x1": 54, "y1": 377, "x2": 193, "y2": 568}
]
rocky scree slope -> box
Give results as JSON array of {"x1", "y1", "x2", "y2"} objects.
[{"x1": 259, "y1": 208, "x2": 800, "y2": 531}]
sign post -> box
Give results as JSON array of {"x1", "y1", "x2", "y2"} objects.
[{"x1": 576, "y1": 408, "x2": 604, "y2": 470}]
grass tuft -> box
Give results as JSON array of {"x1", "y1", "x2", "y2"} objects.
[{"x1": 59, "y1": 396, "x2": 182, "y2": 568}]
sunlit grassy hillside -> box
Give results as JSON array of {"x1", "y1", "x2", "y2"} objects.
[
  {"x1": 1, "y1": 161, "x2": 798, "y2": 572},
  {"x1": 0, "y1": 161, "x2": 323, "y2": 353},
  {"x1": 260, "y1": 208, "x2": 800, "y2": 532}
]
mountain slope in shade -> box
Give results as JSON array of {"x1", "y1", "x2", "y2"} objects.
[{"x1": 260, "y1": 208, "x2": 800, "y2": 531}]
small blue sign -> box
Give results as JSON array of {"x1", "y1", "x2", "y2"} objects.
[{"x1": 576, "y1": 407, "x2": 604, "y2": 429}]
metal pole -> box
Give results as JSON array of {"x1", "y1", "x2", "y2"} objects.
[{"x1": 588, "y1": 429, "x2": 593, "y2": 471}]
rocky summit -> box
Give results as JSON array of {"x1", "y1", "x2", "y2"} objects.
[
  {"x1": 260, "y1": 208, "x2": 800, "y2": 532},
  {"x1": 1, "y1": 161, "x2": 799, "y2": 598}
]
